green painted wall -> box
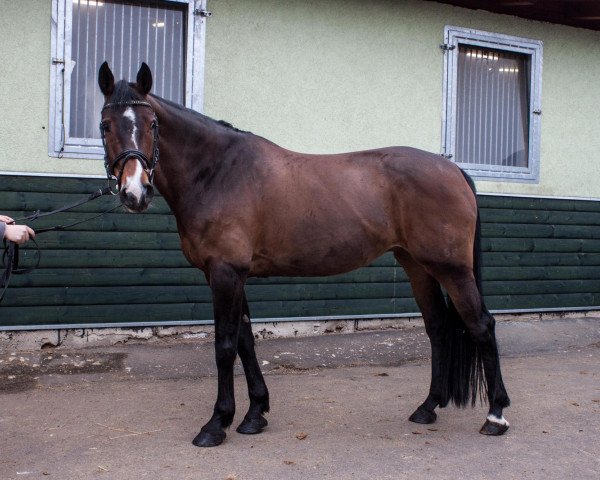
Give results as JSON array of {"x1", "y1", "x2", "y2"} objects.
[{"x1": 1, "y1": 0, "x2": 600, "y2": 198}]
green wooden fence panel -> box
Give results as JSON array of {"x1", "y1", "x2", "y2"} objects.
[{"x1": 1, "y1": 175, "x2": 600, "y2": 328}]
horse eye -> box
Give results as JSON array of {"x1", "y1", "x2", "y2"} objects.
[{"x1": 102, "y1": 122, "x2": 111, "y2": 132}]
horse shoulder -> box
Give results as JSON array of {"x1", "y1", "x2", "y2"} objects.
[{"x1": 175, "y1": 192, "x2": 258, "y2": 273}]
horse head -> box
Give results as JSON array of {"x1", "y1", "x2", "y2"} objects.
[{"x1": 98, "y1": 62, "x2": 157, "y2": 212}]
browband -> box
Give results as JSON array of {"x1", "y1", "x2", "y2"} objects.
[{"x1": 101, "y1": 100, "x2": 153, "y2": 112}]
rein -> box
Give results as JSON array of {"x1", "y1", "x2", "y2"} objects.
[
  {"x1": 3, "y1": 99, "x2": 160, "y2": 302},
  {"x1": 1, "y1": 186, "x2": 118, "y2": 303},
  {"x1": 99, "y1": 100, "x2": 160, "y2": 192}
]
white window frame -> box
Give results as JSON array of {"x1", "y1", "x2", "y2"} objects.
[
  {"x1": 442, "y1": 26, "x2": 543, "y2": 183},
  {"x1": 49, "y1": 0, "x2": 207, "y2": 159}
]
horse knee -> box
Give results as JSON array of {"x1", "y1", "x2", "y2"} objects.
[{"x1": 216, "y1": 339, "x2": 237, "y2": 366}]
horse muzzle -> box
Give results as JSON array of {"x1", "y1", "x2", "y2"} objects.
[
  {"x1": 120, "y1": 183, "x2": 154, "y2": 212},
  {"x1": 118, "y1": 158, "x2": 155, "y2": 212}
]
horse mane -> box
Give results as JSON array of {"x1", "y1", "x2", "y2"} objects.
[
  {"x1": 107, "y1": 80, "x2": 246, "y2": 134},
  {"x1": 215, "y1": 120, "x2": 247, "y2": 133},
  {"x1": 148, "y1": 92, "x2": 248, "y2": 134}
]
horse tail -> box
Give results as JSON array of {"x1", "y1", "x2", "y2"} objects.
[{"x1": 440, "y1": 169, "x2": 487, "y2": 408}]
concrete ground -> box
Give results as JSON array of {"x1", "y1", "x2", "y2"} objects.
[{"x1": 1, "y1": 317, "x2": 599, "y2": 480}]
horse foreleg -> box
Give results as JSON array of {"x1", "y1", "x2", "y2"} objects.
[
  {"x1": 395, "y1": 250, "x2": 447, "y2": 424},
  {"x1": 192, "y1": 262, "x2": 246, "y2": 448},
  {"x1": 236, "y1": 291, "x2": 270, "y2": 435}
]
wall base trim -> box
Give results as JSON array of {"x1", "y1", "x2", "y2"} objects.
[{"x1": 1, "y1": 309, "x2": 599, "y2": 351}]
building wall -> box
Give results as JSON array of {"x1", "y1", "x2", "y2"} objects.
[
  {"x1": 1, "y1": 0, "x2": 600, "y2": 329},
  {"x1": 1, "y1": 0, "x2": 599, "y2": 197}
]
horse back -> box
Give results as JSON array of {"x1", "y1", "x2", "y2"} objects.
[{"x1": 245, "y1": 142, "x2": 477, "y2": 276}]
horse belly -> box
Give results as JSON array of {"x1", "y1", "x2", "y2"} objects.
[
  {"x1": 250, "y1": 250, "x2": 386, "y2": 278},
  {"x1": 249, "y1": 219, "x2": 395, "y2": 277}
]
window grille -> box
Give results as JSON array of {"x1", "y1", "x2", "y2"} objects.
[
  {"x1": 49, "y1": 0, "x2": 206, "y2": 159},
  {"x1": 70, "y1": 0, "x2": 186, "y2": 140},
  {"x1": 442, "y1": 27, "x2": 543, "y2": 182}
]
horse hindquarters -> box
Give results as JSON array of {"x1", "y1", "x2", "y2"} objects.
[
  {"x1": 401, "y1": 169, "x2": 510, "y2": 434},
  {"x1": 435, "y1": 204, "x2": 511, "y2": 435}
]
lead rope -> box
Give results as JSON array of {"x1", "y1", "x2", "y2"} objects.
[
  {"x1": 1, "y1": 187, "x2": 120, "y2": 303},
  {"x1": 0, "y1": 241, "x2": 17, "y2": 303}
]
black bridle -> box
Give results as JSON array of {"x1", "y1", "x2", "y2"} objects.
[{"x1": 99, "y1": 100, "x2": 160, "y2": 193}]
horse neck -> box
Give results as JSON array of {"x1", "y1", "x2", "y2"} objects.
[{"x1": 148, "y1": 97, "x2": 241, "y2": 214}]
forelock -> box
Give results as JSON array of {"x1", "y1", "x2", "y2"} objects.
[{"x1": 109, "y1": 80, "x2": 143, "y2": 104}]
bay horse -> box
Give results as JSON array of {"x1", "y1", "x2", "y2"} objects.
[{"x1": 97, "y1": 62, "x2": 510, "y2": 447}]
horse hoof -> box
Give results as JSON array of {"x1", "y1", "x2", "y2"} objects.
[
  {"x1": 480, "y1": 419, "x2": 509, "y2": 436},
  {"x1": 236, "y1": 415, "x2": 268, "y2": 435},
  {"x1": 192, "y1": 429, "x2": 226, "y2": 447},
  {"x1": 409, "y1": 408, "x2": 437, "y2": 424}
]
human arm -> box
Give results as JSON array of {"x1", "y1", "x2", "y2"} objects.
[{"x1": 1, "y1": 215, "x2": 35, "y2": 245}]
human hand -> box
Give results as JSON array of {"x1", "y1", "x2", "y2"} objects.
[
  {"x1": 0, "y1": 215, "x2": 14, "y2": 224},
  {"x1": 3, "y1": 224, "x2": 35, "y2": 244}
]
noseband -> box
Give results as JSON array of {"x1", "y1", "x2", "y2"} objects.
[{"x1": 99, "y1": 100, "x2": 160, "y2": 193}]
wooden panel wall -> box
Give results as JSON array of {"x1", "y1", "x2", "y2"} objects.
[{"x1": 1, "y1": 175, "x2": 599, "y2": 328}]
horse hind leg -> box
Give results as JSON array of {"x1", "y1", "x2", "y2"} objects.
[
  {"x1": 439, "y1": 267, "x2": 511, "y2": 435},
  {"x1": 477, "y1": 308, "x2": 511, "y2": 435},
  {"x1": 235, "y1": 292, "x2": 270, "y2": 435},
  {"x1": 394, "y1": 249, "x2": 448, "y2": 425}
]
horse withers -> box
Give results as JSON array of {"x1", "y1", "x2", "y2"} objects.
[{"x1": 97, "y1": 62, "x2": 510, "y2": 447}]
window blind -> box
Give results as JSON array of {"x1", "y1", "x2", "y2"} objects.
[
  {"x1": 455, "y1": 46, "x2": 530, "y2": 169},
  {"x1": 70, "y1": 0, "x2": 186, "y2": 140}
]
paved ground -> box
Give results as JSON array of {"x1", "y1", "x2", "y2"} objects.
[{"x1": 1, "y1": 318, "x2": 599, "y2": 480}]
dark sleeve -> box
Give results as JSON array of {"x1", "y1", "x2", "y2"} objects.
[{"x1": 0, "y1": 222, "x2": 5, "y2": 240}]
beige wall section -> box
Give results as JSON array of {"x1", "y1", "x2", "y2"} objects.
[
  {"x1": 1, "y1": 0, "x2": 599, "y2": 197},
  {"x1": 429, "y1": 2, "x2": 600, "y2": 197},
  {"x1": 0, "y1": 0, "x2": 102, "y2": 178},
  {"x1": 206, "y1": 0, "x2": 443, "y2": 156}
]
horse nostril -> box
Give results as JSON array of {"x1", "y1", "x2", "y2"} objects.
[
  {"x1": 120, "y1": 189, "x2": 139, "y2": 207},
  {"x1": 119, "y1": 186, "x2": 153, "y2": 212},
  {"x1": 145, "y1": 184, "x2": 155, "y2": 200}
]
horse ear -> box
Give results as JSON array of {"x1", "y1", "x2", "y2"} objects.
[
  {"x1": 98, "y1": 61, "x2": 114, "y2": 96},
  {"x1": 136, "y1": 62, "x2": 153, "y2": 96}
]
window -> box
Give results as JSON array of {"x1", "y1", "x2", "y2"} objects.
[
  {"x1": 49, "y1": 0, "x2": 207, "y2": 159},
  {"x1": 442, "y1": 27, "x2": 543, "y2": 182}
]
